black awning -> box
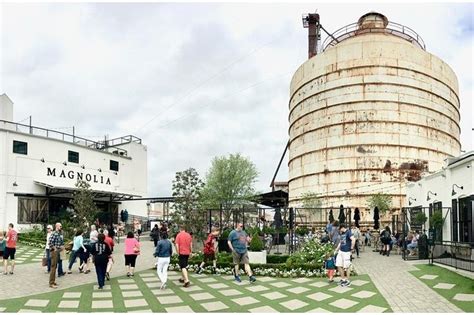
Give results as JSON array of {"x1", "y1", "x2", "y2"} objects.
[
  {"x1": 34, "y1": 181, "x2": 141, "y2": 201},
  {"x1": 256, "y1": 190, "x2": 288, "y2": 208}
]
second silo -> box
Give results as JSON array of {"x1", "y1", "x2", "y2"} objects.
[{"x1": 289, "y1": 12, "x2": 461, "y2": 211}]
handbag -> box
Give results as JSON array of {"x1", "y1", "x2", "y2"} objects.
[
  {"x1": 133, "y1": 245, "x2": 140, "y2": 254},
  {"x1": 42, "y1": 256, "x2": 47, "y2": 267},
  {"x1": 59, "y1": 248, "x2": 67, "y2": 261}
]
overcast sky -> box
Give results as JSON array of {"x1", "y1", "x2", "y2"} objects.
[{"x1": 1, "y1": 2, "x2": 473, "y2": 197}]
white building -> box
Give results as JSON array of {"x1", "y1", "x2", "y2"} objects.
[
  {"x1": 0, "y1": 94, "x2": 148, "y2": 230},
  {"x1": 406, "y1": 151, "x2": 473, "y2": 243}
]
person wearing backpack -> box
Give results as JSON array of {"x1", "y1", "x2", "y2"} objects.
[
  {"x1": 90, "y1": 233, "x2": 111, "y2": 289},
  {"x1": 196, "y1": 227, "x2": 219, "y2": 275},
  {"x1": 380, "y1": 226, "x2": 392, "y2": 256},
  {"x1": 150, "y1": 224, "x2": 160, "y2": 247},
  {"x1": 329, "y1": 220, "x2": 340, "y2": 248}
]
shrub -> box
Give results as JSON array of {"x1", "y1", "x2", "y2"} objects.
[
  {"x1": 286, "y1": 239, "x2": 333, "y2": 269},
  {"x1": 220, "y1": 228, "x2": 231, "y2": 240},
  {"x1": 262, "y1": 226, "x2": 276, "y2": 235},
  {"x1": 244, "y1": 226, "x2": 262, "y2": 237},
  {"x1": 216, "y1": 252, "x2": 232, "y2": 263},
  {"x1": 267, "y1": 255, "x2": 289, "y2": 264},
  {"x1": 295, "y1": 226, "x2": 309, "y2": 236},
  {"x1": 249, "y1": 233, "x2": 264, "y2": 252},
  {"x1": 165, "y1": 261, "x2": 355, "y2": 278}
]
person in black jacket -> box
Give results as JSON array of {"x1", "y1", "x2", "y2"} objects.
[
  {"x1": 150, "y1": 224, "x2": 160, "y2": 247},
  {"x1": 380, "y1": 226, "x2": 392, "y2": 257},
  {"x1": 91, "y1": 233, "x2": 111, "y2": 289}
]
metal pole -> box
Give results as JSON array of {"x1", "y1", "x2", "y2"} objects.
[
  {"x1": 402, "y1": 208, "x2": 406, "y2": 260},
  {"x1": 219, "y1": 204, "x2": 223, "y2": 232},
  {"x1": 208, "y1": 209, "x2": 212, "y2": 233},
  {"x1": 29, "y1": 116, "x2": 32, "y2": 134},
  {"x1": 73, "y1": 126, "x2": 75, "y2": 143}
]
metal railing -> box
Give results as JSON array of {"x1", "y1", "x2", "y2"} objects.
[
  {"x1": 104, "y1": 135, "x2": 142, "y2": 147},
  {"x1": 322, "y1": 20, "x2": 426, "y2": 51},
  {"x1": 431, "y1": 241, "x2": 474, "y2": 272},
  {"x1": 0, "y1": 119, "x2": 130, "y2": 157}
]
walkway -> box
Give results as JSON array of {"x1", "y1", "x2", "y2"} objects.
[
  {"x1": 352, "y1": 249, "x2": 463, "y2": 313},
  {"x1": 0, "y1": 235, "x2": 157, "y2": 299}
]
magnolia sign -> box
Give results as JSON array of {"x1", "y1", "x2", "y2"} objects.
[{"x1": 46, "y1": 167, "x2": 111, "y2": 185}]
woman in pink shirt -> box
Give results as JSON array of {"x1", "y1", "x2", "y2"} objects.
[{"x1": 124, "y1": 231, "x2": 140, "y2": 277}]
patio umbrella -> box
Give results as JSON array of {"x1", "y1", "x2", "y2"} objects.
[
  {"x1": 273, "y1": 209, "x2": 283, "y2": 229},
  {"x1": 273, "y1": 208, "x2": 284, "y2": 252},
  {"x1": 373, "y1": 206, "x2": 380, "y2": 230},
  {"x1": 328, "y1": 209, "x2": 334, "y2": 223},
  {"x1": 338, "y1": 205, "x2": 345, "y2": 224},
  {"x1": 354, "y1": 208, "x2": 361, "y2": 228}
]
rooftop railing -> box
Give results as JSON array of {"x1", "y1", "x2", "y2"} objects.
[
  {"x1": 0, "y1": 119, "x2": 143, "y2": 157},
  {"x1": 322, "y1": 20, "x2": 426, "y2": 51}
]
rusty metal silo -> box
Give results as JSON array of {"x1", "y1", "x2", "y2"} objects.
[{"x1": 288, "y1": 12, "x2": 461, "y2": 211}]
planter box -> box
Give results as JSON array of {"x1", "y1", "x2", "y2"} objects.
[{"x1": 248, "y1": 250, "x2": 267, "y2": 264}]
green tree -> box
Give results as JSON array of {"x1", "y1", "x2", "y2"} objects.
[
  {"x1": 171, "y1": 168, "x2": 206, "y2": 239},
  {"x1": 201, "y1": 153, "x2": 258, "y2": 223},
  {"x1": 301, "y1": 192, "x2": 322, "y2": 208},
  {"x1": 69, "y1": 180, "x2": 99, "y2": 232},
  {"x1": 367, "y1": 193, "x2": 392, "y2": 214},
  {"x1": 300, "y1": 191, "x2": 323, "y2": 222}
]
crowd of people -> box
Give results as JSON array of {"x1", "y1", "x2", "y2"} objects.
[
  {"x1": 1, "y1": 217, "x2": 424, "y2": 292},
  {"x1": 0, "y1": 219, "x2": 259, "y2": 291}
]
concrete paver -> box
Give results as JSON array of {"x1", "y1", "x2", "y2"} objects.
[
  {"x1": 0, "y1": 235, "x2": 157, "y2": 299},
  {"x1": 353, "y1": 250, "x2": 463, "y2": 313}
]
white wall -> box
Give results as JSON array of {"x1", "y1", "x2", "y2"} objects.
[
  {"x1": 406, "y1": 153, "x2": 473, "y2": 241},
  {"x1": 0, "y1": 128, "x2": 148, "y2": 228},
  {"x1": 0, "y1": 94, "x2": 14, "y2": 121}
]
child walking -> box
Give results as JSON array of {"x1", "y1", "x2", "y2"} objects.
[
  {"x1": 196, "y1": 227, "x2": 219, "y2": 275},
  {"x1": 324, "y1": 252, "x2": 336, "y2": 283}
]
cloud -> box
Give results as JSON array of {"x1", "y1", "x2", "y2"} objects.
[{"x1": 1, "y1": 2, "x2": 472, "y2": 198}]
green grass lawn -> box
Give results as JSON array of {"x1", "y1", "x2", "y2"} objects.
[
  {"x1": 410, "y1": 264, "x2": 474, "y2": 312},
  {"x1": 5, "y1": 245, "x2": 45, "y2": 266},
  {"x1": 0, "y1": 269, "x2": 391, "y2": 313}
]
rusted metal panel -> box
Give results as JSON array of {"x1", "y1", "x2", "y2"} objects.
[{"x1": 288, "y1": 29, "x2": 460, "y2": 210}]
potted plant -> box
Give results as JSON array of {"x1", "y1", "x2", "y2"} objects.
[
  {"x1": 413, "y1": 212, "x2": 428, "y2": 227},
  {"x1": 247, "y1": 232, "x2": 266, "y2": 264},
  {"x1": 430, "y1": 211, "x2": 444, "y2": 242}
]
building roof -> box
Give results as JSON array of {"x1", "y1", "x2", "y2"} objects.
[
  {"x1": 447, "y1": 151, "x2": 474, "y2": 167},
  {"x1": 256, "y1": 190, "x2": 288, "y2": 208}
]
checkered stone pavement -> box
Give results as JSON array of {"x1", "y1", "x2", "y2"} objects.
[
  {"x1": 0, "y1": 268, "x2": 391, "y2": 313},
  {"x1": 10, "y1": 246, "x2": 45, "y2": 265}
]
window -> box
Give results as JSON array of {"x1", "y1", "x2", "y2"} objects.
[
  {"x1": 459, "y1": 197, "x2": 473, "y2": 243},
  {"x1": 110, "y1": 160, "x2": 119, "y2": 172},
  {"x1": 431, "y1": 202, "x2": 443, "y2": 242},
  {"x1": 13, "y1": 140, "x2": 28, "y2": 155},
  {"x1": 18, "y1": 197, "x2": 48, "y2": 224},
  {"x1": 68, "y1": 150, "x2": 79, "y2": 163},
  {"x1": 452, "y1": 199, "x2": 458, "y2": 242}
]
